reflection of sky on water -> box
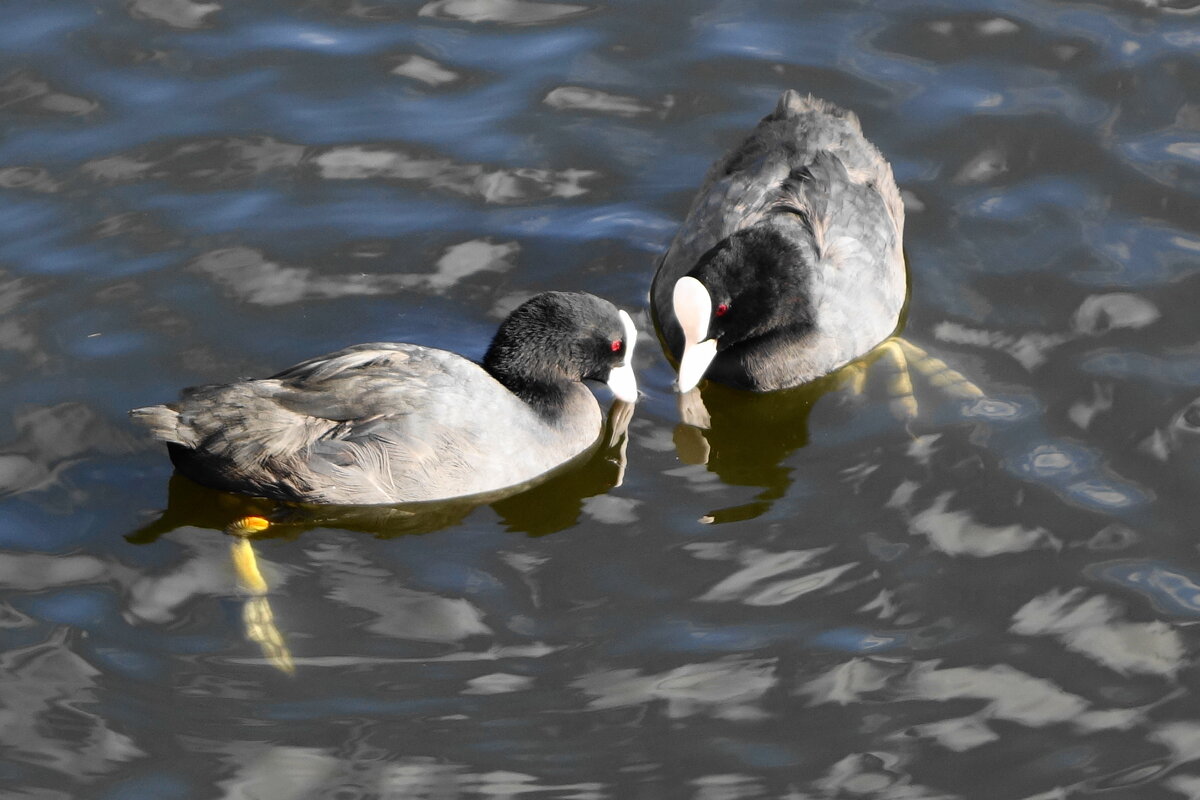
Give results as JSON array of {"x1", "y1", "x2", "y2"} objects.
[
  {"x1": 1083, "y1": 350, "x2": 1200, "y2": 386},
  {"x1": 1013, "y1": 588, "x2": 1184, "y2": 677},
  {"x1": 907, "y1": 491, "x2": 1058, "y2": 556},
  {"x1": 1092, "y1": 561, "x2": 1200, "y2": 619},
  {"x1": 576, "y1": 658, "x2": 776, "y2": 720}
]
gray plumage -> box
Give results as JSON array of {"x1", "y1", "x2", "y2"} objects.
[
  {"x1": 651, "y1": 91, "x2": 906, "y2": 391},
  {"x1": 131, "y1": 292, "x2": 634, "y2": 505}
]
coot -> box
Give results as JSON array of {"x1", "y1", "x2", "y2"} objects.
[
  {"x1": 131, "y1": 292, "x2": 638, "y2": 504},
  {"x1": 651, "y1": 91, "x2": 905, "y2": 392}
]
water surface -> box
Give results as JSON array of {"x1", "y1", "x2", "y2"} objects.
[{"x1": 2, "y1": 0, "x2": 1200, "y2": 797}]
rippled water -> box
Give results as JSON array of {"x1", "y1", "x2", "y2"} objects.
[{"x1": 3, "y1": 0, "x2": 1200, "y2": 797}]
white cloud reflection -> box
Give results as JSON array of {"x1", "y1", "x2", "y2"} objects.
[
  {"x1": 128, "y1": 0, "x2": 221, "y2": 29},
  {"x1": 205, "y1": 743, "x2": 612, "y2": 799},
  {"x1": 1072, "y1": 293, "x2": 1160, "y2": 336},
  {"x1": 544, "y1": 86, "x2": 663, "y2": 117},
  {"x1": 0, "y1": 630, "x2": 144, "y2": 781},
  {"x1": 812, "y1": 753, "x2": 953, "y2": 799},
  {"x1": 0, "y1": 403, "x2": 135, "y2": 500},
  {"x1": 1068, "y1": 382, "x2": 1114, "y2": 430},
  {"x1": 575, "y1": 658, "x2": 776, "y2": 720},
  {"x1": 218, "y1": 746, "x2": 340, "y2": 800},
  {"x1": 0, "y1": 71, "x2": 98, "y2": 117},
  {"x1": 313, "y1": 145, "x2": 595, "y2": 202},
  {"x1": 462, "y1": 672, "x2": 533, "y2": 694},
  {"x1": 126, "y1": 533, "x2": 251, "y2": 624},
  {"x1": 1139, "y1": 395, "x2": 1200, "y2": 463},
  {"x1": 191, "y1": 247, "x2": 410, "y2": 306},
  {"x1": 1012, "y1": 588, "x2": 1183, "y2": 677},
  {"x1": 391, "y1": 54, "x2": 461, "y2": 86},
  {"x1": 191, "y1": 240, "x2": 518, "y2": 305},
  {"x1": 908, "y1": 492, "x2": 1058, "y2": 556},
  {"x1": 307, "y1": 544, "x2": 491, "y2": 642},
  {"x1": 426, "y1": 239, "x2": 518, "y2": 290},
  {"x1": 695, "y1": 546, "x2": 860, "y2": 606},
  {"x1": 800, "y1": 657, "x2": 1132, "y2": 755},
  {"x1": 418, "y1": 0, "x2": 589, "y2": 24}
]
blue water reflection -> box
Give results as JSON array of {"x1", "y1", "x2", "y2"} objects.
[{"x1": 1093, "y1": 561, "x2": 1200, "y2": 618}]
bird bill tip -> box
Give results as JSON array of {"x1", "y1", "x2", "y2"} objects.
[
  {"x1": 676, "y1": 338, "x2": 718, "y2": 393},
  {"x1": 607, "y1": 361, "x2": 639, "y2": 403}
]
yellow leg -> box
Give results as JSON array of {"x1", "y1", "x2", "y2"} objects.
[
  {"x1": 243, "y1": 596, "x2": 294, "y2": 675},
  {"x1": 226, "y1": 516, "x2": 294, "y2": 675},
  {"x1": 896, "y1": 339, "x2": 984, "y2": 399},
  {"x1": 841, "y1": 360, "x2": 868, "y2": 396},
  {"x1": 877, "y1": 340, "x2": 919, "y2": 421},
  {"x1": 227, "y1": 514, "x2": 271, "y2": 538},
  {"x1": 230, "y1": 536, "x2": 269, "y2": 595},
  {"x1": 844, "y1": 338, "x2": 986, "y2": 423}
]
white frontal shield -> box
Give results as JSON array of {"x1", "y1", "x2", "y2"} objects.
[
  {"x1": 606, "y1": 309, "x2": 639, "y2": 403},
  {"x1": 673, "y1": 277, "x2": 719, "y2": 392}
]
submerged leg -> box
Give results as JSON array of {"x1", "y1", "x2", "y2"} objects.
[
  {"x1": 226, "y1": 516, "x2": 294, "y2": 674},
  {"x1": 242, "y1": 594, "x2": 293, "y2": 675},
  {"x1": 895, "y1": 339, "x2": 984, "y2": 400},
  {"x1": 840, "y1": 360, "x2": 869, "y2": 397},
  {"x1": 858, "y1": 338, "x2": 987, "y2": 421},
  {"x1": 877, "y1": 340, "x2": 919, "y2": 421},
  {"x1": 228, "y1": 516, "x2": 270, "y2": 592}
]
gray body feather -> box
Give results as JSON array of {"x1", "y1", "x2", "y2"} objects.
[
  {"x1": 651, "y1": 91, "x2": 906, "y2": 390},
  {"x1": 131, "y1": 343, "x2": 603, "y2": 505}
]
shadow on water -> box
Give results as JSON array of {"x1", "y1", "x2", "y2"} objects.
[
  {"x1": 671, "y1": 376, "x2": 836, "y2": 524},
  {"x1": 676, "y1": 380, "x2": 830, "y2": 481}
]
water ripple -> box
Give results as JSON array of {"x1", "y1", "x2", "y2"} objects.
[{"x1": 1, "y1": 0, "x2": 1198, "y2": 796}]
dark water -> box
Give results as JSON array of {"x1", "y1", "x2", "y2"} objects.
[{"x1": 3, "y1": 0, "x2": 1200, "y2": 797}]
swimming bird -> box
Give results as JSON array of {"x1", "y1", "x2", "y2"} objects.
[
  {"x1": 131, "y1": 292, "x2": 637, "y2": 505},
  {"x1": 651, "y1": 90, "x2": 906, "y2": 393}
]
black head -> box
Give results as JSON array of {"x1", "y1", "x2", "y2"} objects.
[
  {"x1": 484, "y1": 292, "x2": 637, "y2": 412},
  {"x1": 686, "y1": 224, "x2": 815, "y2": 351}
]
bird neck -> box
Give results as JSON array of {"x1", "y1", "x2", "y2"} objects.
[{"x1": 482, "y1": 347, "x2": 573, "y2": 421}]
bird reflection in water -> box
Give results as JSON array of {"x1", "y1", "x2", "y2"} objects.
[
  {"x1": 671, "y1": 374, "x2": 829, "y2": 524},
  {"x1": 671, "y1": 338, "x2": 986, "y2": 524},
  {"x1": 126, "y1": 400, "x2": 634, "y2": 673}
]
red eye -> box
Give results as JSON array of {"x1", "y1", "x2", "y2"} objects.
[
  {"x1": 715, "y1": 303, "x2": 729, "y2": 317},
  {"x1": 610, "y1": 340, "x2": 622, "y2": 352}
]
